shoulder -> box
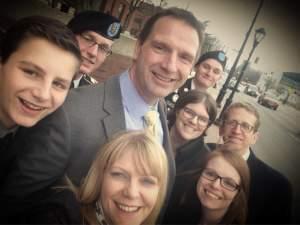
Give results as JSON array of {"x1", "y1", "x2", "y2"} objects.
[
  {"x1": 27, "y1": 189, "x2": 82, "y2": 224},
  {"x1": 248, "y1": 152, "x2": 292, "y2": 191}
]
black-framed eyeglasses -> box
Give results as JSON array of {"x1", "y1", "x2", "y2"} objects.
[
  {"x1": 201, "y1": 168, "x2": 240, "y2": 192},
  {"x1": 224, "y1": 119, "x2": 255, "y2": 133},
  {"x1": 182, "y1": 107, "x2": 210, "y2": 126},
  {"x1": 80, "y1": 34, "x2": 112, "y2": 56}
]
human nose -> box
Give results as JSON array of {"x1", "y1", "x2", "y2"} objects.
[
  {"x1": 232, "y1": 123, "x2": 242, "y2": 133},
  {"x1": 162, "y1": 53, "x2": 177, "y2": 73},
  {"x1": 190, "y1": 115, "x2": 198, "y2": 125},
  {"x1": 211, "y1": 177, "x2": 222, "y2": 189},
  {"x1": 123, "y1": 180, "x2": 140, "y2": 199},
  {"x1": 87, "y1": 43, "x2": 98, "y2": 57},
  {"x1": 32, "y1": 81, "x2": 51, "y2": 101}
]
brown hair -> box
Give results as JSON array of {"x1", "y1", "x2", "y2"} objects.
[
  {"x1": 1, "y1": 16, "x2": 81, "y2": 65},
  {"x1": 168, "y1": 90, "x2": 217, "y2": 129},
  {"x1": 221, "y1": 102, "x2": 260, "y2": 131},
  {"x1": 199, "y1": 149, "x2": 250, "y2": 224}
]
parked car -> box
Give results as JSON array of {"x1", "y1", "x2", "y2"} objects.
[
  {"x1": 244, "y1": 85, "x2": 259, "y2": 97},
  {"x1": 257, "y1": 92, "x2": 280, "y2": 110}
]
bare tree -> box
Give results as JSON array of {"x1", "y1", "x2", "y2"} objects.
[{"x1": 123, "y1": 0, "x2": 146, "y2": 30}]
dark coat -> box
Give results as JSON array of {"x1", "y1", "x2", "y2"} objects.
[
  {"x1": 163, "y1": 137, "x2": 210, "y2": 224},
  {"x1": 12, "y1": 189, "x2": 82, "y2": 224},
  {"x1": 165, "y1": 78, "x2": 193, "y2": 112},
  {"x1": 0, "y1": 133, "x2": 15, "y2": 181},
  {"x1": 246, "y1": 150, "x2": 293, "y2": 224}
]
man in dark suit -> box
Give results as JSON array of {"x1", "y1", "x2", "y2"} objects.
[
  {"x1": 0, "y1": 7, "x2": 205, "y2": 222},
  {"x1": 219, "y1": 102, "x2": 293, "y2": 224},
  {"x1": 67, "y1": 11, "x2": 121, "y2": 88},
  {"x1": 165, "y1": 50, "x2": 227, "y2": 111}
]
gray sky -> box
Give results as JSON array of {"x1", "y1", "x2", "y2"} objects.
[{"x1": 160, "y1": 0, "x2": 300, "y2": 74}]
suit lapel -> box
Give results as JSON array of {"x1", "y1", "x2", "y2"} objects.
[{"x1": 102, "y1": 76, "x2": 126, "y2": 138}]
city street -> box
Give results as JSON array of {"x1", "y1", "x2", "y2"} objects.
[{"x1": 207, "y1": 88, "x2": 300, "y2": 222}]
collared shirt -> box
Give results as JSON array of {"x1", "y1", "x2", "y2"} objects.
[
  {"x1": 243, "y1": 148, "x2": 251, "y2": 160},
  {"x1": 72, "y1": 75, "x2": 83, "y2": 88},
  {"x1": 120, "y1": 71, "x2": 163, "y2": 144}
]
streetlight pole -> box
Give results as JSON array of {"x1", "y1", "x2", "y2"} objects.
[
  {"x1": 216, "y1": 0, "x2": 264, "y2": 107},
  {"x1": 217, "y1": 28, "x2": 266, "y2": 122}
]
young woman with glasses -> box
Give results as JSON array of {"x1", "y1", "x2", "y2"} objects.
[
  {"x1": 165, "y1": 149, "x2": 250, "y2": 224},
  {"x1": 163, "y1": 90, "x2": 218, "y2": 223}
]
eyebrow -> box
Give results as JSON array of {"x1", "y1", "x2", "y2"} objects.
[
  {"x1": 19, "y1": 61, "x2": 46, "y2": 75},
  {"x1": 19, "y1": 61, "x2": 71, "y2": 84}
]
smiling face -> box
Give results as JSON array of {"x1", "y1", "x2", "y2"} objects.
[
  {"x1": 131, "y1": 16, "x2": 199, "y2": 104},
  {"x1": 100, "y1": 148, "x2": 160, "y2": 225},
  {"x1": 0, "y1": 37, "x2": 79, "y2": 128},
  {"x1": 219, "y1": 107, "x2": 259, "y2": 155},
  {"x1": 194, "y1": 58, "x2": 223, "y2": 89},
  {"x1": 76, "y1": 31, "x2": 113, "y2": 75},
  {"x1": 197, "y1": 156, "x2": 240, "y2": 215},
  {"x1": 175, "y1": 102, "x2": 209, "y2": 142}
]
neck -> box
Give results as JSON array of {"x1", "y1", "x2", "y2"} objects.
[
  {"x1": 199, "y1": 207, "x2": 226, "y2": 225},
  {"x1": 169, "y1": 126, "x2": 188, "y2": 155},
  {"x1": 193, "y1": 78, "x2": 208, "y2": 91},
  {"x1": 129, "y1": 66, "x2": 158, "y2": 105},
  {"x1": 0, "y1": 110, "x2": 16, "y2": 130}
]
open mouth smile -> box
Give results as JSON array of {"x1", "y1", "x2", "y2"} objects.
[
  {"x1": 115, "y1": 202, "x2": 141, "y2": 213},
  {"x1": 205, "y1": 189, "x2": 221, "y2": 200},
  {"x1": 153, "y1": 71, "x2": 176, "y2": 83},
  {"x1": 19, "y1": 98, "x2": 47, "y2": 111}
]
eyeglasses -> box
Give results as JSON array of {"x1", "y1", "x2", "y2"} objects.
[
  {"x1": 80, "y1": 34, "x2": 112, "y2": 56},
  {"x1": 201, "y1": 168, "x2": 240, "y2": 192},
  {"x1": 223, "y1": 119, "x2": 255, "y2": 133},
  {"x1": 182, "y1": 107, "x2": 210, "y2": 126}
]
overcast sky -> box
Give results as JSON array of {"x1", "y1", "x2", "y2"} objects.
[{"x1": 159, "y1": 0, "x2": 300, "y2": 74}]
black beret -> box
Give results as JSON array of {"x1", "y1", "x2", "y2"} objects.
[
  {"x1": 196, "y1": 50, "x2": 227, "y2": 70},
  {"x1": 67, "y1": 11, "x2": 122, "y2": 40}
]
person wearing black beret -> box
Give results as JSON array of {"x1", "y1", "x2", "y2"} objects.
[
  {"x1": 165, "y1": 50, "x2": 227, "y2": 111},
  {"x1": 67, "y1": 11, "x2": 122, "y2": 88}
]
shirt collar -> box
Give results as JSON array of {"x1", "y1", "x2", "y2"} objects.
[
  {"x1": 242, "y1": 148, "x2": 251, "y2": 160},
  {"x1": 120, "y1": 71, "x2": 158, "y2": 118}
]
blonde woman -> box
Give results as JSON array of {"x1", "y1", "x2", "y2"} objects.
[{"x1": 27, "y1": 130, "x2": 169, "y2": 225}]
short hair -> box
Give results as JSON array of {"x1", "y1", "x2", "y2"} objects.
[
  {"x1": 168, "y1": 90, "x2": 217, "y2": 129},
  {"x1": 0, "y1": 16, "x2": 81, "y2": 64},
  {"x1": 221, "y1": 102, "x2": 260, "y2": 131},
  {"x1": 138, "y1": 7, "x2": 205, "y2": 61},
  {"x1": 76, "y1": 130, "x2": 169, "y2": 225},
  {"x1": 199, "y1": 149, "x2": 250, "y2": 224}
]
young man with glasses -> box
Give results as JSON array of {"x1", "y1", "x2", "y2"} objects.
[
  {"x1": 219, "y1": 102, "x2": 292, "y2": 224},
  {"x1": 67, "y1": 11, "x2": 121, "y2": 88}
]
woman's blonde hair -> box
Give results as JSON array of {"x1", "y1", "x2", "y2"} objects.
[{"x1": 73, "y1": 130, "x2": 169, "y2": 225}]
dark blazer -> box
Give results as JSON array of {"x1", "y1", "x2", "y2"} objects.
[
  {"x1": 163, "y1": 137, "x2": 210, "y2": 224},
  {"x1": 165, "y1": 78, "x2": 193, "y2": 112},
  {"x1": 246, "y1": 150, "x2": 293, "y2": 224},
  {"x1": 0, "y1": 74, "x2": 175, "y2": 222}
]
